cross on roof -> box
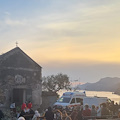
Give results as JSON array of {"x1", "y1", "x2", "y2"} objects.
[{"x1": 16, "y1": 41, "x2": 18, "y2": 47}]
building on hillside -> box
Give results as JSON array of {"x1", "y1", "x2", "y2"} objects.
[{"x1": 0, "y1": 47, "x2": 42, "y2": 109}]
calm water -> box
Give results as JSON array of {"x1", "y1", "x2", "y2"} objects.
[{"x1": 58, "y1": 90, "x2": 120, "y2": 104}]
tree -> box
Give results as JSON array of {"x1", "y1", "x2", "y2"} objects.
[{"x1": 42, "y1": 73, "x2": 71, "y2": 92}]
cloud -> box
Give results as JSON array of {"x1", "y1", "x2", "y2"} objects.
[
  {"x1": 0, "y1": 0, "x2": 120, "y2": 43},
  {"x1": 5, "y1": 18, "x2": 27, "y2": 26}
]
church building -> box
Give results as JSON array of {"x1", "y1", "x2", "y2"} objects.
[{"x1": 0, "y1": 47, "x2": 42, "y2": 109}]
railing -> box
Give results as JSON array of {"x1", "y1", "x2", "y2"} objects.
[
  {"x1": 83, "y1": 115, "x2": 118, "y2": 120},
  {"x1": 36, "y1": 115, "x2": 119, "y2": 120}
]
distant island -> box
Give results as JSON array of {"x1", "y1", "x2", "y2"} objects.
[{"x1": 76, "y1": 77, "x2": 120, "y2": 95}]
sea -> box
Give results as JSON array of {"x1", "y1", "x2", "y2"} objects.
[{"x1": 57, "y1": 90, "x2": 120, "y2": 104}]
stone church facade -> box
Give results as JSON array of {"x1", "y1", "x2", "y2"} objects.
[{"x1": 0, "y1": 47, "x2": 42, "y2": 109}]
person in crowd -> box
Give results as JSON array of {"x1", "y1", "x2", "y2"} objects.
[
  {"x1": 27, "y1": 101, "x2": 32, "y2": 109},
  {"x1": 96, "y1": 106, "x2": 101, "y2": 117},
  {"x1": 70, "y1": 107, "x2": 79, "y2": 120},
  {"x1": 114, "y1": 102, "x2": 119, "y2": 114},
  {"x1": 82, "y1": 104, "x2": 91, "y2": 120},
  {"x1": 108, "y1": 101, "x2": 115, "y2": 115},
  {"x1": 61, "y1": 108, "x2": 71, "y2": 120},
  {"x1": 0, "y1": 109, "x2": 4, "y2": 120},
  {"x1": 10, "y1": 102, "x2": 16, "y2": 113},
  {"x1": 53, "y1": 108, "x2": 62, "y2": 120},
  {"x1": 24, "y1": 106, "x2": 30, "y2": 113},
  {"x1": 77, "y1": 105, "x2": 83, "y2": 120},
  {"x1": 62, "y1": 110, "x2": 68, "y2": 120},
  {"x1": 45, "y1": 106, "x2": 54, "y2": 120},
  {"x1": 58, "y1": 106, "x2": 63, "y2": 113},
  {"x1": 91, "y1": 105, "x2": 97, "y2": 120},
  {"x1": 21, "y1": 102, "x2": 27, "y2": 111},
  {"x1": 65, "y1": 106, "x2": 70, "y2": 113},
  {"x1": 19, "y1": 106, "x2": 31, "y2": 120},
  {"x1": 91, "y1": 105, "x2": 97, "y2": 117},
  {"x1": 32, "y1": 110, "x2": 40, "y2": 120},
  {"x1": 118, "y1": 109, "x2": 120, "y2": 118},
  {"x1": 101, "y1": 103, "x2": 109, "y2": 117},
  {"x1": 19, "y1": 109, "x2": 26, "y2": 118},
  {"x1": 29, "y1": 108, "x2": 35, "y2": 119},
  {"x1": 18, "y1": 116, "x2": 25, "y2": 120}
]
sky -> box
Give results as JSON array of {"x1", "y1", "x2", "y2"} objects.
[{"x1": 0, "y1": 0, "x2": 120, "y2": 83}]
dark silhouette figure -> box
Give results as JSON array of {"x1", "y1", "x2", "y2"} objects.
[
  {"x1": 0, "y1": 110, "x2": 4, "y2": 120},
  {"x1": 45, "y1": 107, "x2": 54, "y2": 120},
  {"x1": 101, "y1": 103, "x2": 109, "y2": 118}
]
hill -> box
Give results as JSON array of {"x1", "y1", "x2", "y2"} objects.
[{"x1": 78, "y1": 77, "x2": 120, "y2": 92}]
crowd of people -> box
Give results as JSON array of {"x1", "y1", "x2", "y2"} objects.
[
  {"x1": 42, "y1": 101, "x2": 120, "y2": 120},
  {"x1": 10, "y1": 101, "x2": 40, "y2": 120},
  {"x1": 19, "y1": 101, "x2": 119, "y2": 120},
  {"x1": 1, "y1": 100, "x2": 120, "y2": 120}
]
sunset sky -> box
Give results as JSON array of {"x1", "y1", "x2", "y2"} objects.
[{"x1": 0, "y1": 0, "x2": 120, "y2": 83}]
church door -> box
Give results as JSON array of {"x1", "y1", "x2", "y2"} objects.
[
  {"x1": 13, "y1": 88, "x2": 24, "y2": 106},
  {"x1": 13, "y1": 88, "x2": 32, "y2": 106}
]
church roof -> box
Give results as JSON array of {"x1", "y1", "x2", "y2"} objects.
[{"x1": 0, "y1": 47, "x2": 42, "y2": 69}]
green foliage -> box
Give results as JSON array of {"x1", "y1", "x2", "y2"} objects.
[
  {"x1": 42, "y1": 73, "x2": 71, "y2": 92},
  {"x1": 16, "y1": 106, "x2": 21, "y2": 112}
]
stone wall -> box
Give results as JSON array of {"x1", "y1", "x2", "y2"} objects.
[
  {"x1": 0, "y1": 66, "x2": 42, "y2": 109},
  {"x1": 40, "y1": 91, "x2": 58, "y2": 111}
]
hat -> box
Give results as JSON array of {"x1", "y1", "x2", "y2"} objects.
[
  {"x1": 35, "y1": 110, "x2": 38, "y2": 114},
  {"x1": 34, "y1": 110, "x2": 40, "y2": 117}
]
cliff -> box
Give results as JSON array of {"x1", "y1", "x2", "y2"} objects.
[{"x1": 78, "y1": 77, "x2": 120, "y2": 92}]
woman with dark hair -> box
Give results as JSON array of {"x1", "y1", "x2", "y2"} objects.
[{"x1": 45, "y1": 107, "x2": 54, "y2": 120}]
